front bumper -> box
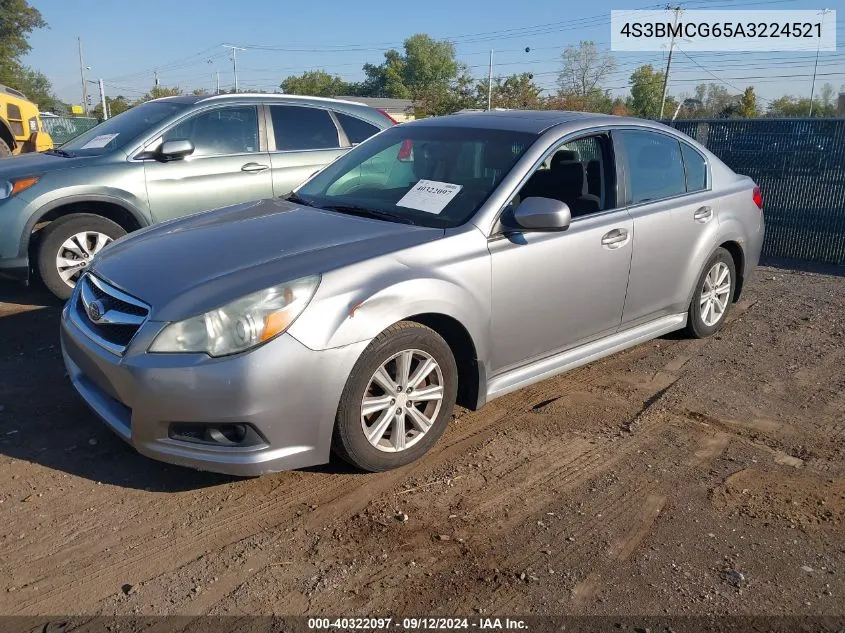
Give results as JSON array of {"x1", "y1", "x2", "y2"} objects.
[{"x1": 60, "y1": 303, "x2": 369, "y2": 476}]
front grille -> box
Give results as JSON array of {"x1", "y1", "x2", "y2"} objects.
[{"x1": 72, "y1": 274, "x2": 150, "y2": 355}]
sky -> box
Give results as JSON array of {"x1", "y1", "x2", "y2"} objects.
[{"x1": 22, "y1": 0, "x2": 845, "y2": 109}]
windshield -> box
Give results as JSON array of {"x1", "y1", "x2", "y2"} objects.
[
  {"x1": 295, "y1": 125, "x2": 537, "y2": 228},
  {"x1": 61, "y1": 101, "x2": 190, "y2": 156}
]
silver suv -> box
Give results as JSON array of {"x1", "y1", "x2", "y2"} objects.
[
  {"x1": 60, "y1": 111, "x2": 764, "y2": 476},
  {"x1": 0, "y1": 94, "x2": 393, "y2": 298}
]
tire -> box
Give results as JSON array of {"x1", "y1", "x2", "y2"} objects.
[
  {"x1": 685, "y1": 247, "x2": 736, "y2": 339},
  {"x1": 37, "y1": 213, "x2": 126, "y2": 300},
  {"x1": 332, "y1": 321, "x2": 458, "y2": 472},
  {"x1": 0, "y1": 138, "x2": 12, "y2": 159}
]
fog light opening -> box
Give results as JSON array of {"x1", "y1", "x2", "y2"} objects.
[{"x1": 168, "y1": 423, "x2": 267, "y2": 448}]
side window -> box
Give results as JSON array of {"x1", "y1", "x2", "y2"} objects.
[
  {"x1": 618, "y1": 130, "x2": 685, "y2": 204},
  {"x1": 335, "y1": 112, "x2": 380, "y2": 145},
  {"x1": 516, "y1": 134, "x2": 613, "y2": 218},
  {"x1": 680, "y1": 142, "x2": 707, "y2": 192},
  {"x1": 163, "y1": 106, "x2": 259, "y2": 157},
  {"x1": 270, "y1": 106, "x2": 340, "y2": 151}
]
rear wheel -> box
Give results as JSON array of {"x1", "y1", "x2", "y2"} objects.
[
  {"x1": 0, "y1": 138, "x2": 12, "y2": 158},
  {"x1": 332, "y1": 321, "x2": 458, "y2": 472},
  {"x1": 37, "y1": 214, "x2": 126, "y2": 299},
  {"x1": 686, "y1": 247, "x2": 735, "y2": 338}
]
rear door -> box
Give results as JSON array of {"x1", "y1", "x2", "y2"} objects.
[
  {"x1": 265, "y1": 104, "x2": 348, "y2": 196},
  {"x1": 144, "y1": 105, "x2": 272, "y2": 221},
  {"x1": 616, "y1": 128, "x2": 722, "y2": 326}
]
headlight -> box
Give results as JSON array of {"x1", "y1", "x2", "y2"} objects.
[
  {"x1": 0, "y1": 176, "x2": 39, "y2": 200},
  {"x1": 149, "y1": 275, "x2": 320, "y2": 356}
]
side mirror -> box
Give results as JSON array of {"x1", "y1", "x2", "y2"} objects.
[
  {"x1": 159, "y1": 139, "x2": 195, "y2": 161},
  {"x1": 511, "y1": 197, "x2": 572, "y2": 231}
]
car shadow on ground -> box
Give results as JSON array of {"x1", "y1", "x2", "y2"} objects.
[{"x1": 0, "y1": 280, "x2": 362, "y2": 490}]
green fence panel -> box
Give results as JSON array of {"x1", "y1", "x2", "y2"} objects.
[
  {"x1": 41, "y1": 116, "x2": 100, "y2": 146},
  {"x1": 666, "y1": 118, "x2": 845, "y2": 266}
]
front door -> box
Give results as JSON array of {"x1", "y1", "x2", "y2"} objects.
[
  {"x1": 488, "y1": 132, "x2": 633, "y2": 374},
  {"x1": 144, "y1": 105, "x2": 273, "y2": 222}
]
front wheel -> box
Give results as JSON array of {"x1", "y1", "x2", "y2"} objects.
[
  {"x1": 332, "y1": 321, "x2": 458, "y2": 472},
  {"x1": 37, "y1": 214, "x2": 126, "y2": 300},
  {"x1": 686, "y1": 247, "x2": 736, "y2": 338}
]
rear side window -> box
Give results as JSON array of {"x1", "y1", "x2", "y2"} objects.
[
  {"x1": 680, "y1": 142, "x2": 707, "y2": 192},
  {"x1": 618, "y1": 130, "x2": 686, "y2": 204},
  {"x1": 335, "y1": 112, "x2": 380, "y2": 145},
  {"x1": 270, "y1": 106, "x2": 340, "y2": 151}
]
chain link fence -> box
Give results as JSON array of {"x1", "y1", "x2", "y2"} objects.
[
  {"x1": 41, "y1": 116, "x2": 100, "y2": 146},
  {"x1": 665, "y1": 118, "x2": 845, "y2": 266}
]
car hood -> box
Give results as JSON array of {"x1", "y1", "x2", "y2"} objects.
[
  {"x1": 91, "y1": 198, "x2": 444, "y2": 321},
  {"x1": 0, "y1": 151, "x2": 102, "y2": 179}
]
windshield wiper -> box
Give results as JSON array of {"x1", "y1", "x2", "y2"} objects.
[
  {"x1": 45, "y1": 148, "x2": 74, "y2": 158},
  {"x1": 285, "y1": 192, "x2": 316, "y2": 207},
  {"x1": 321, "y1": 204, "x2": 416, "y2": 225}
]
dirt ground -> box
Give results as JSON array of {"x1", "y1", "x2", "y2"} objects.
[{"x1": 0, "y1": 265, "x2": 843, "y2": 619}]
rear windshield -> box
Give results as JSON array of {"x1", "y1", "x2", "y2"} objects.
[
  {"x1": 61, "y1": 101, "x2": 189, "y2": 156},
  {"x1": 295, "y1": 125, "x2": 537, "y2": 228}
]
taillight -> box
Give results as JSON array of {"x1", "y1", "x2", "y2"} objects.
[
  {"x1": 752, "y1": 185, "x2": 763, "y2": 210},
  {"x1": 397, "y1": 139, "x2": 413, "y2": 162},
  {"x1": 377, "y1": 108, "x2": 398, "y2": 125}
]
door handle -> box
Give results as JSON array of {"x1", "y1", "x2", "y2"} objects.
[
  {"x1": 601, "y1": 228, "x2": 630, "y2": 249},
  {"x1": 693, "y1": 206, "x2": 713, "y2": 223},
  {"x1": 241, "y1": 162, "x2": 269, "y2": 173}
]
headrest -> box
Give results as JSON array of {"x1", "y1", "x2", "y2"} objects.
[
  {"x1": 636, "y1": 144, "x2": 672, "y2": 169},
  {"x1": 551, "y1": 149, "x2": 578, "y2": 169},
  {"x1": 553, "y1": 162, "x2": 585, "y2": 192}
]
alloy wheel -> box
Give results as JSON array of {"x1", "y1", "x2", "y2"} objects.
[
  {"x1": 55, "y1": 231, "x2": 113, "y2": 287},
  {"x1": 699, "y1": 261, "x2": 731, "y2": 327},
  {"x1": 361, "y1": 349, "x2": 444, "y2": 453}
]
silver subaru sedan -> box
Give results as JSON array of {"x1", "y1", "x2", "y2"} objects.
[{"x1": 60, "y1": 110, "x2": 764, "y2": 475}]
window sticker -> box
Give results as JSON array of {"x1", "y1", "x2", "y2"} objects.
[
  {"x1": 80, "y1": 133, "x2": 119, "y2": 149},
  {"x1": 396, "y1": 179, "x2": 463, "y2": 214}
]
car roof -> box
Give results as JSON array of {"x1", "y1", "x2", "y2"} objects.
[
  {"x1": 407, "y1": 110, "x2": 685, "y2": 137},
  {"x1": 408, "y1": 110, "x2": 622, "y2": 134},
  {"x1": 149, "y1": 93, "x2": 370, "y2": 108}
]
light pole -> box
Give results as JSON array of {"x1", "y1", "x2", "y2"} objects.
[
  {"x1": 487, "y1": 46, "x2": 531, "y2": 111},
  {"x1": 223, "y1": 44, "x2": 246, "y2": 92},
  {"x1": 808, "y1": 8, "x2": 832, "y2": 117}
]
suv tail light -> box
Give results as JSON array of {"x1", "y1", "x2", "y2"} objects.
[
  {"x1": 752, "y1": 185, "x2": 763, "y2": 210},
  {"x1": 377, "y1": 108, "x2": 398, "y2": 125},
  {"x1": 397, "y1": 139, "x2": 413, "y2": 162}
]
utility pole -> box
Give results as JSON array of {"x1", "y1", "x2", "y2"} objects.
[
  {"x1": 154, "y1": 69, "x2": 159, "y2": 87},
  {"x1": 98, "y1": 79, "x2": 107, "y2": 120},
  {"x1": 487, "y1": 49, "x2": 494, "y2": 111},
  {"x1": 223, "y1": 44, "x2": 245, "y2": 92},
  {"x1": 659, "y1": 5, "x2": 682, "y2": 120},
  {"x1": 216, "y1": 71, "x2": 220, "y2": 95},
  {"x1": 78, "y1": 37, "x2": 89, "y2": 116},
  {"x1": 808, "y1": 8, "x2": 832, "y2": 117}
]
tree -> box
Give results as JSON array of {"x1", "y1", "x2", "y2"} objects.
[
  {"x1": 280, "y1": 70, "x2": 351, "y2": 97},
  {"x1": 0, "y1": 0, "x2": 46, "y2": 85},
  {"x1": 13, "y1": 66, "x2": 58, "y2": 110},
  {"x1": 93, "y1": 95, "x2": 131, "y2": 119},
  {"x1": 0, "y1": 1, "x2": 59, "y2": 111},
  {"x1": 627, "y1": 65, "x2": 666, "y2": 119},
  {"x1": 359, "y1": 34, "x2": 460, "y2": 100},
  {"x1": 739, "y1": 86, "x2": 758, "y2": 118},
  {"x1": 767, "y1": 95, "x2": 836, "y2": 117},
  {"x1": 415, "y1": 71, "x2": 476, "y2": 117},
  {"x1": 819, "y1": 82, "x2": 835, "y2": 108},
  {"x1": 692, "y1": 83, "x2": 736, "y2": 117},
  {"x1": 476, "y1": 73, "x2": 543, "y2": 110},
  {"x1": 557, "y1": 41, "x2": 615, "y2": 111},
  {"x1": 138, "y1": 85, "x2": 182, "y2": 102}
]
